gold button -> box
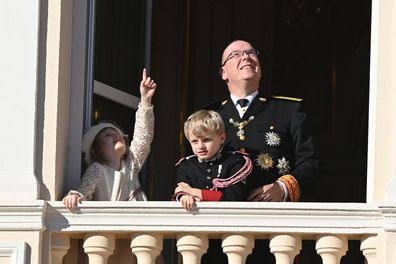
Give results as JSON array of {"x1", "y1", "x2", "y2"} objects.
[{"x1": 239, "y1": 147, "x2": 246, "y2": 152}]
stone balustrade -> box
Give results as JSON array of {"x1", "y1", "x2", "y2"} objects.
[
  {"x1": 51, "y1": 234, "x2": 376, "y2": 264},
  {"x1": 39, "y1": 202, "x2": 396, "y2": 263}
]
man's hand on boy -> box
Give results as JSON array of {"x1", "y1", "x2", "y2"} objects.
[{"x1": 247, "y1": 182, "x2": 285, "y2": 202}]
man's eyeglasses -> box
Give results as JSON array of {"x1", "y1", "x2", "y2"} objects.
[{"x1": 221, "y1": 48, "x2": 259, "y2": 67}]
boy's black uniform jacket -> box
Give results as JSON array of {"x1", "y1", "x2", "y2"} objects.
[
  {"x1": 206, "y1": 95, "x2": 320, "y2": 201},
  {"x1": 175, "y1": 150, "x2": 252, "y2": 201}
]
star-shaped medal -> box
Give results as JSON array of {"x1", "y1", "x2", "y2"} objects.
[
  {"x1": 265, "y1": 131, "x2": 281, "y2": 146},
  {"x1": 255, "y1": 153, "x2": 274, "y2": 170},
  {"x1": 276, "y1": 157, "x2": 291, "y2": 175}
]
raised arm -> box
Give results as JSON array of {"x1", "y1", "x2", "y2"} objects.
[
  {"x1": 127, "y1": 68, "x2": 157, "y2": 171},
  {"x1": 140, "y1": 68, "x2": 157, "y2": 108}
]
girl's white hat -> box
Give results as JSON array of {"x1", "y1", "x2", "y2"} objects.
[{"x1": 81, "y1": 122, "x2": 124, "y2": 164}]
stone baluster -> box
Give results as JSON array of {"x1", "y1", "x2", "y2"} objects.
[
  {"x1": 360, "y1": 235, "x2": 378, "y2": 264},
  {"x1": 222, "y1": 234, "x2": 254, "y2": 264},
  {"x1": 177, "y1": 234, "x2": 208, "y2": 264},
  {"x1": 130, "y1": 234, "x2": 163, "y2": 264},
  {"x1": 270, "y1": 234, "x2": 302, "y2": 264},
  {"x1": 316, "y1": 235, "x2": 348, "y2": 264},
  {"x1": 83, "y1": 234, "x2": 115, "y2": 264},
  {"x1": 51, "y1": 233, "x2": 70, "y2": 264}
]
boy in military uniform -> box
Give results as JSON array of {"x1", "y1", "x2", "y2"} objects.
[{"x1": 173, "y1": 109, "x2": 253, "y2": 211}]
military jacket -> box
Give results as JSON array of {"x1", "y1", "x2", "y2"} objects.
[
  {"x1": 175, "y1": 150, "x2": 252, "y2": 201},
  {"x1": 207, "y1": 95, "x2": 320, "y2": 200}
]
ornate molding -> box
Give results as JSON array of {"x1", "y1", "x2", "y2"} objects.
[
  {"x1": 0, "y1": 201, "x2": 46, "y2": 231},
  {"x1": 379, "y1": 205, "x2": 396, "y2": 231},
  {"x1": 0, "y1": 242, "x2": 27, "y2": 264}
]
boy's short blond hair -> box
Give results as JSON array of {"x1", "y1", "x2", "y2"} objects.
[{"x1": 184, "y1": 110, "x2": 225, "y2": 140}]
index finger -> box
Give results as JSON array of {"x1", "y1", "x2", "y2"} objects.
[{"x1": 142, "y1": 68, "x2": 147, "y2": 80}]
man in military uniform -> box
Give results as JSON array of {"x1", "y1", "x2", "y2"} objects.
[
  {"x1": 202, "y1": 39, "x2": 319, "y2": 264},
  {"x1": 208, "y1": 39, "x2": 320, "y2": 203}
]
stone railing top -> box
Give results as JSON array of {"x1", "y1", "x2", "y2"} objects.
[
  {"x1": 2, "y1": 201, "x2": 396, "y2": 238},
  {"x1": 42, "y1": 201, "x2": 388, "y2": 238}
]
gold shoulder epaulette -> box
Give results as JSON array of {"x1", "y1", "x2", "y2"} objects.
[
  {"x1": 221, "y1": 100, "x2": 228, "y2": 105},
  {"x1": 273, "y1": 95, "x2": 303, "y2": 102},
  {"x1": 259, "y1": 97, "x2": 267, "y2": 102}
]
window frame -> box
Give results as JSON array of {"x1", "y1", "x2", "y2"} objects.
[{"x1": 64, "y1": 0, "x2": 152, "y2": 196}]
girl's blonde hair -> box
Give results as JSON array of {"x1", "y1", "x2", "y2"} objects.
[{"x1": 184, "y1": 110, "x2": 225, "y2": 140}]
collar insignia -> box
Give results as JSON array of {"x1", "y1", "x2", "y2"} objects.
[{"x1": 229, "y1": 116, "x2": 255, "y2": 141}]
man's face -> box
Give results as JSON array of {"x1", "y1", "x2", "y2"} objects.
[{"x1": 220, "y1": 40, "x2": 262, "y2": 88}]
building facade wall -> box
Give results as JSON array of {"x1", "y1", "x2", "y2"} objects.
[
  {"x1": 367, "y1": 0, "x2": 396, "y2": 202},
  {"x1": 0, "y1": 0, "x2": 395, "y2": 263},
  {"x1": 0, "y1": 0, "x2": 40, "y2": 201}
]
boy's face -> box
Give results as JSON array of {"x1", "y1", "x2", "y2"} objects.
[{"x1": 188, "y1": 130, "x2": 225, "y2": 160}]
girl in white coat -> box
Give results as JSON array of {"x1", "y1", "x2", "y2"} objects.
[{"x1": 63, "y1": 68, "x2": 156, "y2": 210}]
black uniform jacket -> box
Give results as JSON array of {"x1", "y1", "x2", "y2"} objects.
[
  {"x1": 206, "y1": 95, "x2": 320, "y2": 200},
  {"x1": 175, "y1": 150, "x2": 252, "y2": 201}
]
